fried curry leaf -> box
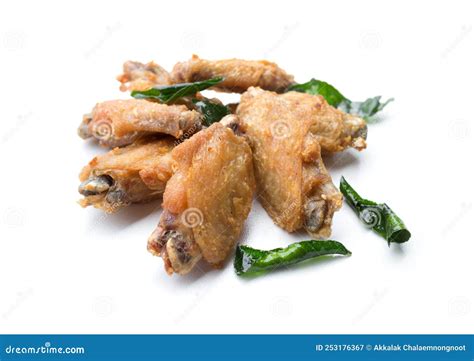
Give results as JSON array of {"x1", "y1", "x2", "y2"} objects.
[
  {"x1": 339, "y1": 96, "x2": 393, "y2": 120},
  {"x1": 131, "y1": 77, "x2": 224, "y2": 104},
  {"x1": 192, "y1": 99, "x2": 231, "y2": 126},
  {"x1": 340, "y1": 176, "x2": 411, "y2": 245},
  {"x1": 234, "y1": 240, "x2": 351, "y2": 276},
  {"x1": 289, "y1": 79, "x2": 346, "y2": 107},
  {"x1": 288, "y1": 79, "x2": 393, "y2": 122}
]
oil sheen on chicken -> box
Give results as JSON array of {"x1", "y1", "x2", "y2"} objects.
[
  {"x1": 237, "y1": 87, "x2": 344, "y2": 238},
  {"x1": 147, "y1": 117, "x2": 255, "y2": 275}
]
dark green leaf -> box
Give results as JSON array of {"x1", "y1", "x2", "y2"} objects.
[
  {"x1": 339, "y1": 176, "x2": 411, "y2": 245},
  {"x1": 192, "y1": 99, "x2": 231, "y2": 126},
  {"x1": 234, "y1": 240, "x2": 351, "y2": 276},
  {"x1": 131, "y1": 77, "x2": 224, "y2": 104},
  {"x1": 288, "y1": 79, "x2": 347, "y2": 107},
  {"x1": 288, "y1": 79, "x2": 393, "y2": 122}
]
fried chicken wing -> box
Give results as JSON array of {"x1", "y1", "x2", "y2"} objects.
[
  {"x1": 170, "y1": 54, "x2": 294, "y2": 93},
  {"x1": 78, "y1": 138, "x2": 174, "y2": 213},
  {"x1": 147, "y1": 117, "x2": 255, "y2": 275},
  {"x1": 78, "y1": 99, "x2": 202, "y2": 148},
  {"x1": 237, "y1": 87, "x2": 343, "y2": 238},
  {"x1": 238, "y1": 87, "x2": 367, "y2": 153},
  {"x1": 117, "y1": 61, "x2": 172, "y2": 92}
]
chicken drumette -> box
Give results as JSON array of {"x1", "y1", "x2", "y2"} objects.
[
  {"x1": 78, "y1": 138, "x2": 174, "y2": 213},
  {"x1": 237, "y1": 87, "x2": 346, "y2": 238},
  {"x1": 147, "y1": 116, "x2": 255, "y2": 275}
]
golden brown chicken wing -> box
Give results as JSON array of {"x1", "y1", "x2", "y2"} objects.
[
  {"x1": 147, "y1": 117, "x2": 255, "y2": 275},
  {"x1": 170, "y1": 54, "x2": 294, "y2": 93},
  {"x1": 238, "y1": 87, "x2": 367, "y2": 153},
  {"x1": 117, "y1": 60, "x2": 172, "y2": 92},
  {"x1": 78, "y1": 99, "x2": 202, "y2": 148},
  {"x1": 237, "y1": 87, "x2": 343, "y2": 238},
  {"x1": 78, "y1": 138, "x2": 174, "y2": 213}
]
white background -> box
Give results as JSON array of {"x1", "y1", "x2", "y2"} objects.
[{"x1": 0, "y1": 0, "x2": 472, "y2": 334}]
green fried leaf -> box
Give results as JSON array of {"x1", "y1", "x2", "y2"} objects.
[
  {"x1": 340, "y1": 176, "x2": 411, "y2": 245},
  {"x1": 288, "y1": 79, "x2": 393, "y2": 122},
  {"x1": 131, "y1": 77, "x2": 224, "y2": 103},
  {"x1": 192, "y1": 99, "x2": 231, "y2": 126},
  {"x1": 234, "y1": 240, "x2": 351, "y2": 276}
]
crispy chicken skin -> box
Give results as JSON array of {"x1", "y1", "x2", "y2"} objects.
[
  {"x1": 148, "y1": 117, "x2": 255, "y2": 275},
  {"x1": 78, "y1": 138, "x2": 174, "y2": 213},
  {"x1": 117, "y1": 60, "x2": 172, "y2": 92},
  {"x1": 237, "y1": 87, "x2": 343, "y2": 238},
  {"x1": 170, "y1": 54, "x2": 295, "y2": 93},
  {"x1": 78, "y1": 99, "x2": 202, "y2": 148},
  {"x1": 238, "y1": 87, "x2": 367, "y2": 153}
]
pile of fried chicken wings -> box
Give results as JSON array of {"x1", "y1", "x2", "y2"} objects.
[{"x1": 78, "y1": 55, "x2": 393, "y2": 276}]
